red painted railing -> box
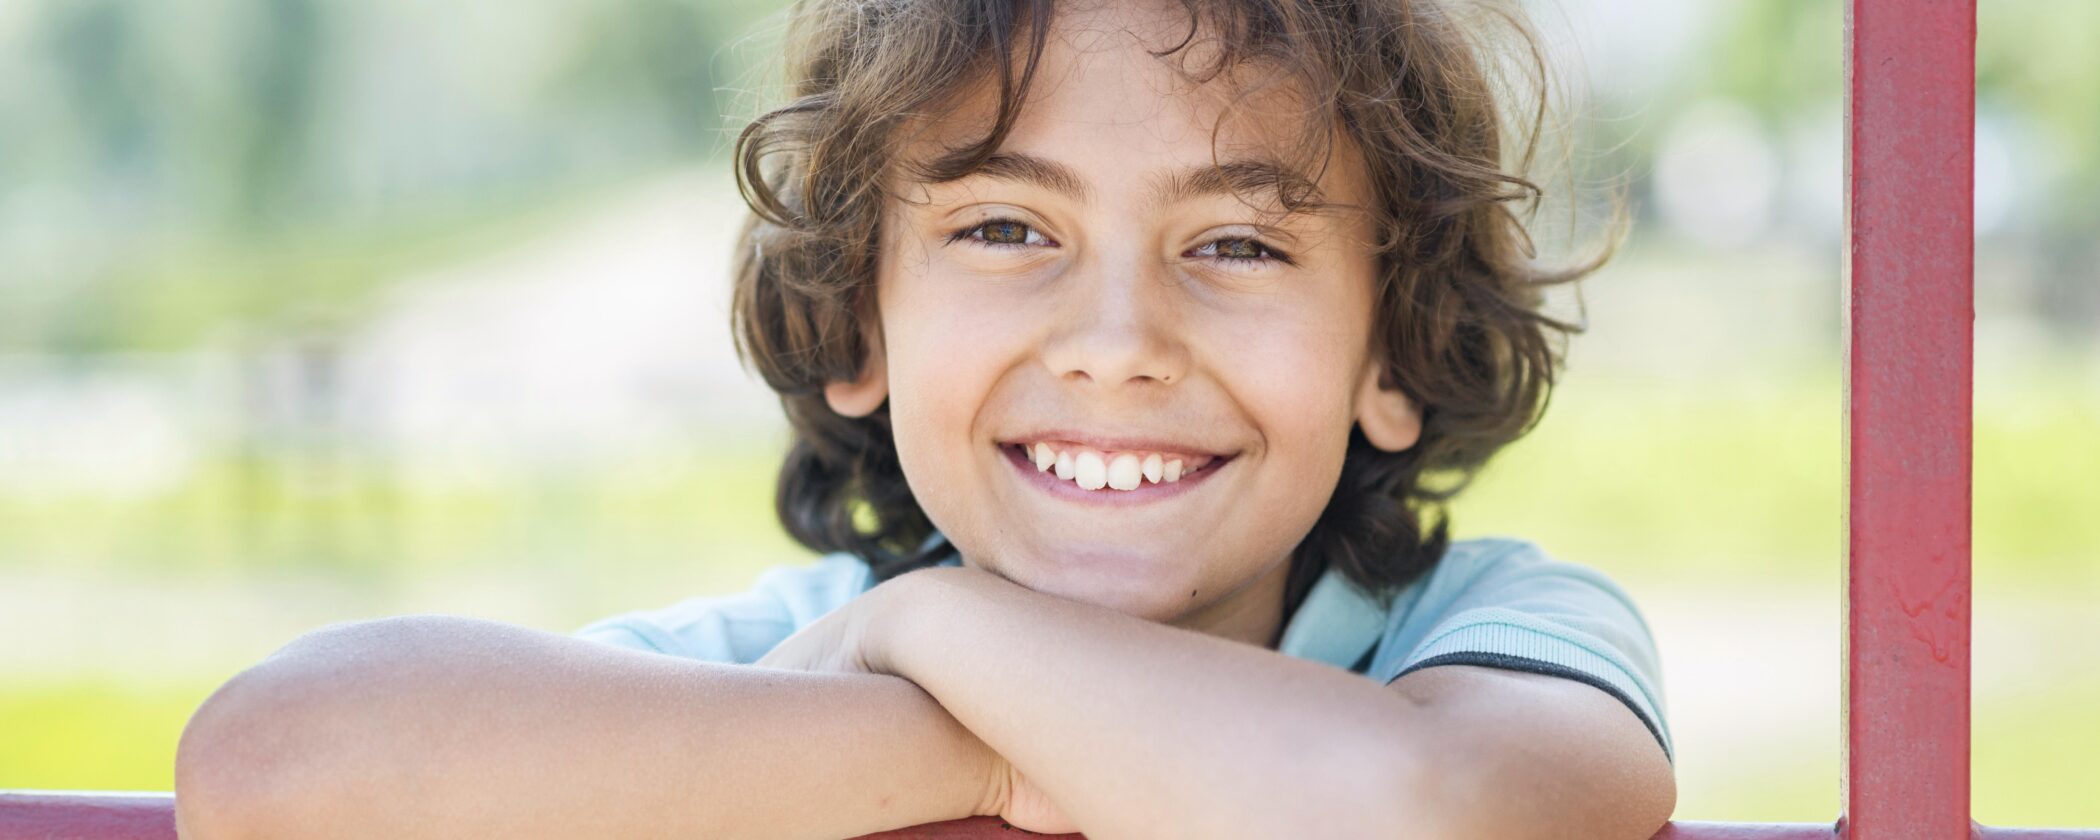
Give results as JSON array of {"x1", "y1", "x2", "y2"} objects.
[
  {"x1": 3, "y1": 0, "x2": 2097, "y2": 838},
  {"x1": 1842, "y1": 0, "x2": 1980, "y2": 837},
  {"x1": 0, "y1": 794, "x2": 1844, "y2": 840},
  {"x1": 6, "y1": 796, "x2": 2100, "y2": 840}
]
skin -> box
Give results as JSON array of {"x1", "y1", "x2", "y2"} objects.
[{"x1": 789, "y1": 0, "x2": 1679, "y2": 837}]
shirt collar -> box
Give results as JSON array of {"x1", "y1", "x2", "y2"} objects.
[{"x1": 1276, "y1": 567, "x2": 1390, "y2": 673}]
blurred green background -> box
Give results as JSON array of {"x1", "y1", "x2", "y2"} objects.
[{"x1": 1, "y1": 0, "x2": 2095, "y2": 828}]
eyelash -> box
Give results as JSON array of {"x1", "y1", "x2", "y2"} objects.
[{"x1": 944, "y1": 217, "x2": 1296, "y2": 267}]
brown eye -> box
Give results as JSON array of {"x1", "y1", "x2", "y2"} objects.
[
  {"x1": 1193, "y1": 236, "x2": 1292, "y2": 266},
  {"x1": 982, "y1": 221, "x2": 1030, "y2": 244},
  {"x1": 947, "y1": 218, "x2": 1051, "y2": 249}
]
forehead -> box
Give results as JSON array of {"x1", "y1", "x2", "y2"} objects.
[{"x1": 890, "y1": 0, "x2": 1370, "y2": 216}]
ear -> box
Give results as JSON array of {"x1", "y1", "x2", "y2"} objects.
[
  {"x1": 1354, "y1": 359, "x2": 1422, "y2": 452},
  {"x1": 823, "y1": 323, "x2": 890, "y2": 418}
]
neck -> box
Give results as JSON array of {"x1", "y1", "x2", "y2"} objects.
[{"x1": 1170, "y1": 556, "x2": 1292, "y2": 649}]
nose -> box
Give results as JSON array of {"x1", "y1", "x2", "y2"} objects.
[{"x1": 1037, "y1": 249, "x2": 1192, "y2": 387}]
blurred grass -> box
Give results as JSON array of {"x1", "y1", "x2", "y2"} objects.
[
  {"x1": 1455, "y1": 363, "x2": 2100, "y2": 587},
  {"x1": 1974, "y1": 670, "x2": 2100, "y2": 828},
  {"x1": 0, "y1": 682, "x2": 215, "y2": 792},
  {"x1": 0, "y1": 445, "x2": 797, "y2": 581}
]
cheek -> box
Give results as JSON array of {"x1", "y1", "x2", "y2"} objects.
[
  {"x1": 1234, "y1": 333, "x2": 1361, "y2": 559},
  {"x1": 1209, "y1": 305, "x2": 1365, "y2": 453},
  {"x1": 879, "y1": 251, "x2": 1036, "y2": 505},
  {"x1": 886, "y1": 280, "x2": 1027, "y2": 417}
]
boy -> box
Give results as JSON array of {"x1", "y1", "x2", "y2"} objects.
[{"x1": 176, "y1": 1, "x2": 1676, "y2": 837}]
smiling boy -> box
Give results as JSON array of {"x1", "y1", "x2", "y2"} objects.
[
  {"x1": 840, "y1": 28, "x2": 1404, "y2": 636},
  {"x1": 175, "y1": 1, "x2": 1676, "y2": 838}
]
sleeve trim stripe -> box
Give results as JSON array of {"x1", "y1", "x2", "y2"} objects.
[
  {"x1": 1398, "y1": 616, "x2": 1668, "y2": 747},
  {"x1": 1402, "y1": 609, "x2": 1663, "y2": 713},
  {"x1": 1413, "y1": 614, "x2": 1641, "y2": 676},
  {"x1": 1392, "y1": 651, "x2": 1675, "y2": 764}
]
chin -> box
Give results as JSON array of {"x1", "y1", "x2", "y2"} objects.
[{"x1": 986, "y1": 543, "x2": 1207, "y2": 622}]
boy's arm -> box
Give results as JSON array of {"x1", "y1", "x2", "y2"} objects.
[
  {"x1": 1382, "y1": 662, "x2": 1679, "y2": 839},
  {"x1": 868, "y1": 567, "x2": 1676, "y2": 840},
  {"x1": 174, "y1": 614, "x2": 998, "y2": 840}
]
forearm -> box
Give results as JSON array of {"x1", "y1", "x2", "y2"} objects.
[
  {"x1": 877, "y1": 569, "x2": 1430, "y2": 840},
  {"x1": 176, "y1": 615, "x2": 995, "y2": 840}
]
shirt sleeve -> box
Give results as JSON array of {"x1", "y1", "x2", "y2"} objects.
[
  {"x1": 1379, "y1": 538, "x2": 1673, "y2": 762},
  {"x1": 571, "y1": 553, "x2": 874, "y2": 664}
]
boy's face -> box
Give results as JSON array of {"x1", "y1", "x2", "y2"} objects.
[{"x1": 828, "y1": 0, "x2": 1421, "y2": 644}]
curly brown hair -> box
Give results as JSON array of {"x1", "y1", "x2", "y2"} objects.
[{"x1": 729, "y1": 0, "x2": 1604, "y2": 613}]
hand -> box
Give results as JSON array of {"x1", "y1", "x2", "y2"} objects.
[
  {"x1": 758, "y1": 569, "x2": 1079, "y2": 834},
  {"x1": 754, "y1": 565, "x2": 988, "y2": 676},
  {"x1": 752, "y1": 580, "x2": 889, "y2": 675}
]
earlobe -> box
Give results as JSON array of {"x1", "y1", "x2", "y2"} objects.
[
  {"x1": 1355, "y1": 361, "x2": 1423, "y2": 452},
  {"x1": 823, "y1": 326, "x2": 890, "y2": 418}
]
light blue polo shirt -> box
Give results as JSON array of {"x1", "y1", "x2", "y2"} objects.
[{"x1": 574, "y1": 535, "x2": 1672, "y2": 761}]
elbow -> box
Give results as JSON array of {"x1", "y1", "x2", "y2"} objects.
[
  {"x1": 1631, "y1": 764, "x2": 1679, "y2": 839},
  {"x1": 175, "y1": 615, "x2": 476, "y2": 839},
  {"x1": 176, "y1": 664, "x2": 294, "y2": 839},
  {"x1": 1575, "y1": 769, "x2": 1678, "y2": 840},
  {"x1": 1373, "y1": 745, "x2": 1678, "y2": 840},
  {"x1": 1579, "y1": 734, "x2": 1679, "y2": 840}
]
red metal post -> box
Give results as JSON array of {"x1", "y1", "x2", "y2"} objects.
[{"x1": 1843, "y1": 0, "x2": 1976, "y2": 838}]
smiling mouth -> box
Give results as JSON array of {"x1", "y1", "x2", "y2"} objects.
[{"x1": 1000, "y1": 441, "x2": 1232, "y2": 501}]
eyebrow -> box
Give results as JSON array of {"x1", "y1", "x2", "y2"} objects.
[{"x1": 918, "y1": 150, "x2": 1335, "y2": 216}]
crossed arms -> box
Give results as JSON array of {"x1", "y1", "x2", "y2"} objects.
[{"x1": 174, "y1": 566, "x2": 1674, "y2": 839}]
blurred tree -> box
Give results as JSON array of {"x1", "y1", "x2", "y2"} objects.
[
  {"x1": 1979, "y1": 1, "x2": 2100, "y2": 339},
  {"x1": 1702, "y1": 0, "x2": 1841, "y2": 121},
  {"x1": 230, "y1": 0, "x2": 326, "y2": 232},
  {"x1": 551, "y1": 0, "x2": 732, "y2": 158},
  {"x1": 1980, "y1": 0, "x2": 2100, "y2": 202},
  {"x1": 41, "y1": 0, "x2": 159, "y2": 186}
]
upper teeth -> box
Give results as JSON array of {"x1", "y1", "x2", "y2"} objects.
[{"x1": 1024, "y1": 442, "x2": 1210, "y2": 491}]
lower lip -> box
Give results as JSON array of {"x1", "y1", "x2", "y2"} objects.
[{"x1": 1000, "y1": 444, "x2": 1231, "y2": 506}]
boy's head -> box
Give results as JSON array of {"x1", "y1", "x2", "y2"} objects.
[{"x1": 734, "y1": 0, "x2": 1589, "y2": 637}]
